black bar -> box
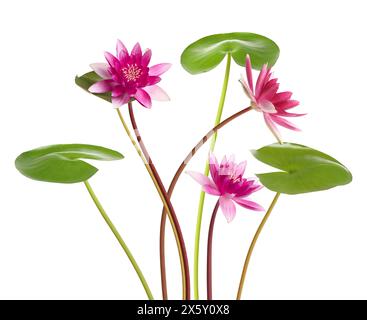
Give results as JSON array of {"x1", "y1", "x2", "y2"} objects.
[{"x1": 0, "y1": 300, "x2": 364, "y2": 319}]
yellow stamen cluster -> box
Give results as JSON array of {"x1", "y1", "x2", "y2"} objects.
[{"x1": 122, "y1": 64, "x2": 142, "y2": 82}]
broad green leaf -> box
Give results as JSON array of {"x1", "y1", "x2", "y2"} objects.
[
  {"x1": 75, "y1": 72, "x2": 111, "y2": 102},
  {"x1": 181, "y1": 32, "x2": 280, "y2": 74},
  {"x1": 15, "y1": 144, "x2": 123, "y2": 184},
  {"x1": 251, "y1": 143, "x2": 352, "y2": 194}
]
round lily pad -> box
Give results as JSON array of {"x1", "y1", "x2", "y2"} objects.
[
  {"x1": 15, "y1": 144, "x2": 123, "y2": 183},
  {"x1": 181, "y1": 32, "x2": 280, "y2": 74},
  {"x1": 251, "y1": 143, "x2": 352, "y2": 194}
]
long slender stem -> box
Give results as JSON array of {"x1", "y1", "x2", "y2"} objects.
[
  {"x1": 194, "y1": 53, "x2": 231, "y2": 299},
  {"x1": 84, "y1": 180, "x2": 154, "y2": 300},
  {"x1": 159, "y1": 106, "x2": 252, "y2": 300},
  {"x1": 236, "y1": 192, "x2": 281, "y2": 300},
  {"x1": 128, "y1": 102, "x2": 191, "y2": 300},
  {"x1": 209, "y1": 54, "x2": 232, "y2": 150},
  {"x1": 116, "y1": 107, "x2": 187, "y2": 300},
  {"x1": 207, "y1": 200, "x2": 220, "y2": 300}
]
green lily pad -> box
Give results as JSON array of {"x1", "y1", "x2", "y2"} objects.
[
  {"x1": 181, "y1": 32, "x2": 280, "y2": 74},
  {"x1": 251, "y1": 143, "x2": 352, "y2": 194},
  {"x1": 75, "y1": 72, "x2": 111, "y2": 102},
  {"x1": 15, "y1": 144, "x2": 123, "y2": 183}
]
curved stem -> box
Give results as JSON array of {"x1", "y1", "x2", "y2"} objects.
[
  {"x1": 159, "y1": 105, "x2": 251, "y2": 300},
  {"x1": 162, "y1": 107, "x2": 251, "y2": 193},
  {"x1": 128, "y1": 102, "x2": 191, "y2": 300},
  {"x1": 116, "y1": 108, "x2": 160, "y2": 186},
  {"x1": 236, "y1": 192, "x2": 281, "y2": 300},
  {"x1": 207, "y1": 200, "x2": 220, "y2": 300},
  {"x1": 116, "y1": 108, "x2": 186, "y2": 300},
  {"x1": 84, "y1": 180, "x2": 154, "y2": 300},
  {"x1": 159, "y1": 54, "x2": 232, "y2": 300},
  {"x1": 194, "y1": 53, "x2": 231, "y2": 299}
]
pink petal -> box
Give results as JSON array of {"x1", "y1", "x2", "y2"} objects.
[
  {"x1": 209, "y1": 152, "x2": 219, "y2": 179},
  {"x1": 134, "y1": 88, "x2": 152, "y2": 108},
  {"x1": 263, "y1": 69, "x2": 272, "y2": 86},
  {"x1": 131, "y1": 42, "x2": 142, "y2": 60},
  {"x1": 237, "y1": 183, "x2": 263, "y2": 197},
  {"x1": 112, "y1": 86, "x2": 123, "y2": 97},
  {"x1": 234, "y1": 161, "x2": 247, "y2": 177},
  {"x1": 89, "y1": 80, "x2": 113, "y2": 93},
  {"x1": 272, "y1": 92, "x2": 293, "y2": 104},
  {"x1": 233, "y1": 197, "x2": 264, "y2": 211},
  {"x1": 187, "y1": 171, "x2": 220, "y2": 195},
  {"x1": 219, "y1": 155, "x2": 229, "y2": 175},
  {"x1": 259, "y1": 100, "x2": 277, "y2": 113},
  {"x1": 116, "y1": 39, "x2": 127, "y2": 52},
  {"x1": 141, "y1": 49, "x2": 152, "y2": 67},
  {"x1": 270, "y1": 115, "x2": 301, "y2": 131},
  {"x1": 228, "y1": 154, "x2": 235, "y2": 163},
  {"x1": 187, "y1": 171, "x2": 214, "y2": 187},
  {"x1": 275, "y1": 110, "x2": 306, "y2": 117},
  {"x1": 239, "y1": 76, "x2": 256, "y2": 101},
  {"x1": 146, "y1": 76, "x2": 161, "y2": 86},
  {"x1": 219, "y1": 197, "x2": 236, "y2": 223},
  {"x1": 245, "y1": 54, "x2": 254, "y2": 92},
  {"x1": 90, "y1": 63, "x2": 111, "y2": 79},
  {"x1": 116, "y1": 40, "x2": 128, "y2": 59},
  {"x1": 275, "y1": 100, "x2": 300, "y2": 110},
  {"x1": 111, "y1": 93, "x2": 130, "y2": 107},
  {"x1": 104, "y1": 51, "x2": 119, "y2": 68},
  {"x1": 259, "y1": 80, "x2": 279, "y2": 101},
  {"x1": 118, "y1": 50, "x2": 128, "y2": 65},
  {"x1": 149, "y1": 63, "x2": 171, "y2": 76},
  {"x1": 255, "y1": 64, "x2": 269, "y2": 96},
  {"x1": 263, "y1": 77, "x2": 278, "y2": 88},
  {"x1": 143, "y1": 85, "x2": 170, "y2": 101},
  {"x1": 264, "y1": 113, "x2": 282, "y2": 143},
  {"x1": 202, "y1": 184, "x2": 221, "y2": 196},
  {"x1": 249, "y1": 184, "x2": 264, "y2": 194}
]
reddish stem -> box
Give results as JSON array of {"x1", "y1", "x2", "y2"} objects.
[
  {"x1": 159, "y1": 106, "x2": 252, "y2": 298},
  {"x1": 207, "y1": 200, "x2": 220, "y2": 300},
  {"x1": 128, "y1": 102, "x2": 190, "y2": 300}
]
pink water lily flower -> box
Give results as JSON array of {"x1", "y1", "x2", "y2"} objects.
[
  {"x1": 240, "y1": 54, "x2": 305, "y2": 143},
  {"x1": 89, "y1": 40, "x2": 171, "y2": 108},
  {"x1": 187, "y1": 154, "x2": 264, "y2": 223}
]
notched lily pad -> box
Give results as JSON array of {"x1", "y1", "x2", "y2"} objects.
[
  {"x1": 15, "y1": 144, "x2": 123, "y2": 183},
  {"x1": 181, "y1": 32, "x2": 280, "y2": 74},
  {"x1": 251, "y1": 143, "x2": 352, "y2": 194}
]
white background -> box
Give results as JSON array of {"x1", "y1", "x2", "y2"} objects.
[{"x1": 0, "y1": 0, "x2": 366, "y2": 300}]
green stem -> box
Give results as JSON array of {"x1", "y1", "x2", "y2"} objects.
[
  {"x1": 236, "y1": 192, "x2": 281, "y2": 300},
  {"x1": 194, "y1": 53, "x2": 231, "y2": 300},
  {"x1": 84, "y1": 180, "x2": 154, "y2": 300}
]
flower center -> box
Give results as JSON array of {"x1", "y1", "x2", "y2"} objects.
[
  {"x1": 219, "y1": 164, "x2": 242, "y2": 182},
  {"x1": 121, "y1": 64, "x2": 142, "y2": 82}
]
